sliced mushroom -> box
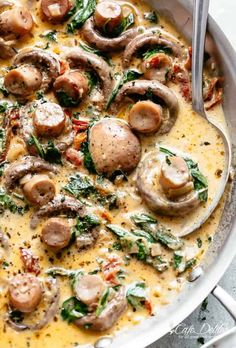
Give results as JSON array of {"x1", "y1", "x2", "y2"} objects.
[
  {"x1": 30, "y1": 195, "x2": 85, "y2": 229},
  {"x1": 94, "y1": 1, "x2": 123, "y2": 36},
  {"x1": 74, "y1": 275, "x2": 105, "y2": 306},
  {"x1": 74, "y1": 285, "x2": 127, "y2": 331},
  {"x1": 0, "y1": 6, "x2": 33, "y2": 40},
  {"x1": 6, "y1": 277, "x2": 60, "y2": 331},
  {"x1": 41, "y1": 0, "x2": 72, "y2": 23},
  {"x1": 8, "y1": 273, "x2": 42, "y2": 313},
  {"x1": 4, "y1": 65, "x2": 42, "y2": 97},
  {"x1": 41, "y1": 217, "x2": 71, "y2": 251},
  {"x1": 137, "y1": 151, "x2": 202, "y2": 216},
  {"x1": 89, "y1": 118, "x2": 141, "y2": 176},
  {"x1": 4, "y1": 156, "x2": 58, "y2": 191},
  {"x1": 129, "y1": 100, "x2": 163, "y2": 134},
  {"x1": 66, "y1": 48, "x2": 113, "y2": 105},
  {"x1": 13, "y1": 48, "x2": 61, "y2": 91},
  {"x1": 123, "y1": 30, "x2": 182, "y2": 68},
  {"x1": 82, "y1": 16, "x2": 143, "y2": 52},
  {"x1": 53, "y1": 70, "x2": 89, "y2": 107},
  {"x1": 33, "y1": 102, "x2": 66, "y2": 137},
  {"x1": 111, "y1": 80, "x2": 179, "y2": 134},
  {"x1": 22, "y1": 174, "x2": 56, "y2": 206}
]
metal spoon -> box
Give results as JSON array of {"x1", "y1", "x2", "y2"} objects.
[{"x1": 179, "y1": 0, "x2": 232, "y2": 237}]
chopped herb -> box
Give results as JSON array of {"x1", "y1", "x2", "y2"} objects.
[
  {"x1": 61, "y1": 296, "x2": 88, "y2": 322},
  {"x1": 0, "y1": 78, "x2": 9, "y2": 97},
  {"x1": 74, "y1": 214, "x2": 100, "y2": 238},
  {"x1": 173, "y1": 251, "x2": 184, "y2": 270},
  {"x1": 153, "y1": 256, "x2": 169, "y2": 272},
  {"x1": 95, "y1": 287, "x2": 110, "y2": 316},
  {"x1": 0, "y1": 188, "x2": 28, "y2": 215},
  {"x1": 67, "y1": 0, "x2": 96, "y2": 33},
  {"x1": 0, "y1": 161, "x2": 6, "y2": 177},
  {"x1": 36, "y1": 91, "x2": 47, "y2": 102},
  {"x1": 106, "y1": 69, "x2": 143, "y2": 109},
  {"x1": 0, "y1": 128, "x2": 5, "y2": 153},
  {"x1": 144, "y1": 11, "x2": 158, "y2": 23},
  {"x1": 112, "y1": 242, "x2": 123, "y2": 251},
  {"x1": 185, "y1": 258, "x2": 197, "y2": 271},
  {"x1": 136, "y1": 240, "x2": 148, "y2": 261},
  {"x1": 197, "y1": 238, "x2": 202, "y2": 248},
  {"x1": 0, "y1": 101, "x2": 9, "y2": 113},
  {"x1": 40, "y1": 30, "x2": 57, "y2": 42},
  {"x1": 126, "y1": 282, "x2": 147, "y2": 309},
  {"x1": 2, "y1": 261, "x2": 9, "y2": 269},
  {"x1": 201, "y1": 297, "x2": 209, "y2": 311}
]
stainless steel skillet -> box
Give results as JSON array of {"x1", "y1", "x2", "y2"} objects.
[{"x1": 86, "y1": 1, "x2": 236, "y2": 347}]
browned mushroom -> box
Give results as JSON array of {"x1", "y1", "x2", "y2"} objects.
[
  {"x1": 89, "y1": 118, "x2": 141, "y2": 176},
  {"x1": 82, "y1": 16, "x2": 143, "y2": 52},
  {"x1": 53, "y1": 70, "x2": 89, "y2": 107},
  {"x1": 111, "y1": 80, "x2": 179, "y2": 134},
  {"x1": 137, "y1": 150, "x2": 203, "y2": 216},
  {"x1": 66, "y1": 47, "x2": 113, "y2": 105}
]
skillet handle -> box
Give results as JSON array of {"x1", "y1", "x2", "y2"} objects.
[{"x1": 201, "y1": 285, "x2": 236, "y2": 348}]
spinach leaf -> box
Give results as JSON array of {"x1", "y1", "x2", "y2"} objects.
[
  {"x1": 173, "y1": 251, "x2": 184, "y2": 270},
  {"x1": 61, "y1": 296, "x2": 88, "y2": 322},
  {"x1": 185, "y1": 258, "x2": 197, "y2": 271},
  {"x1": 9, "y1": 310, "x2": 24, "y2": 323},
  {"x1": 79, "y1": 42, "x2": 109, "y2": 63},
  {"x1": 67, "y1": 0, "x2": 96, "y2": 33},
  {"x1": 0, "y1": 78, "x2": 9, "y2": 97},
  {"x1": 153, "y1": 256, "x2": 169, "y2": 272},
  {"x1": 106, "y1": 224, "x2": 129, "y2": 238},
  {"x1": 0, "y1": 188, "x2": 28, "y2": 215},
  {"x1": 95, "y1": 287, "x2": 110, "y2": 317},
  {"x1": 85, "y1": 71, "x2": 99, "y2": 93},
  {"x1": 64, "y1": 173, "x2": 95, "y2": 198},
  {"x1": 126, "y1": 282, "x2": 147, "y2": 309},
  {"x1": 155, "y1": 229, "x2": 184, "y2": 250},
  {"x1": 131, "y1": 213, "x2": 157, "y2": 232},
  {"x1": 143, "y1": 45, "x2": 173, "y2": 60},
  {"x1": 74, "y1": 214, "x2": 100, "y2": 237},
  {"x1": 0, "y1": 101, "x2": 9, "y2": 113},
  {"x1": 136, "y1": 240, "x2": 148, "y2": 261},
  {"x1": 0, "y1": 128, "x2": 5, "y2": 153},
  {"x1": 159, "y1": 147, "x2": 175, "y2": 156},
  {"x1": 28, "y1": 135, "x2": 62, "y2": 164},
  {"x1": 46, "y1": 267, "x2": 81, "y2": 278},
  {"x1": 106, "y1": 70, "x2": 143, "y2": 109},
  {"x1": 112, "y1": 13, "x2": 135, "y2": 36},
  {"x1": 44, "y1": 140, "x2": 62, "y2": 164},
  {"x1": 80, "y1": 140, "x2": 97, "y2": 174},
  {"x1": 131, "y1": 229, "x2": 155, "y2": 243},
  {"x1": 56, "y1": 91, "x2": 79, "y2": 107},
  {"x1": 144, "y1": 11, "x2": 158, "y2": 23},
  {"x1": 40, "y1": 30, "x2": 57, "y2": 42},
  {"x1": 184, "y1": 158, "x2": 208, "y2": 202}
]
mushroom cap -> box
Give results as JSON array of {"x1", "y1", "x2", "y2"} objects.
[
  {"x1": 137, "y1": 150, "x2": 202, "y2": 216},
  {"x1": 89, "y1": 118, "x2": 141, "y2": 176}
]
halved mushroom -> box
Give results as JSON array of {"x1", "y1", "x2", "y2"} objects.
[
  {"x1": 137, "y1": 150, "x2": 206, "y2": 216},
  {"x1": 89, "y1": 118, "x2": 141, "y2": 176},
  {"x1": 123, "y1": 29, "x2": 182, "y2": 68},
  {"x1": 74, "y1": 285, "x2": 127, "y2": 331},
  {"x1": 13, "y1": 48, "x2": 61, "y2": 91},
  {"x1": 94, "y1": 1, "x2": 123, "y2": 36},
  {"x1": 66, "y1": 48, "x2": 113, "y2": 105},
  {"x1": 82, "y1": 16, "x2": 143, "y2": 52},
  {"x1": 141, "y1": 53, "x2": 173, "y2": 84},
  {"x1": 111, "y1": 80, "x2": 179, "y2": 134},
  {"x1": 53, "y1": 70, "x2": 89, "y2": 107},
  {"x1": 0, "y1": 6, "x2": 33, "y2": 40},
  {"x1": 4, "y1": 156, "x2": 58, "y2": 191},
  {"x1": 6, "y1": 276, "x2": 60, "y2": 331},
  {"x1": 0, "y1": 37, "x2": 17, "y2": 59}
]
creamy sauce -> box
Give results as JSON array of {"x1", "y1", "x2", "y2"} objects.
[{"x1": 0, "y1": 0, "x2": 228, "y2": 347}]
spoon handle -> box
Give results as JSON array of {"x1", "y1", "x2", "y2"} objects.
[{"x1": 192, "y1": 0, "x2": 210, "y2": 117}]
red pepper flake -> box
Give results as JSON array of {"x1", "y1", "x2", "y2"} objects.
[
  {"x1": 59, "y1": 60, "x2": 69, "y2": 75},
  {"x1": 145, "y1": 300, "x2": 154, "y2": 315},
  {"x1": 65, "y1": 148, "x2": 83, "y2": 167},
  {"x1": 149, "y1": 56, "x2": 160, "y2": 68},
  {"x1": 72, "y1": 119, "x2": 89, "y2": 132},
  {"x1": 102, "y1": 254, "x2": 122, "y2": 285},
  {"x1": 20, "y1": 248, "x2": 40, "y2": 275}
]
